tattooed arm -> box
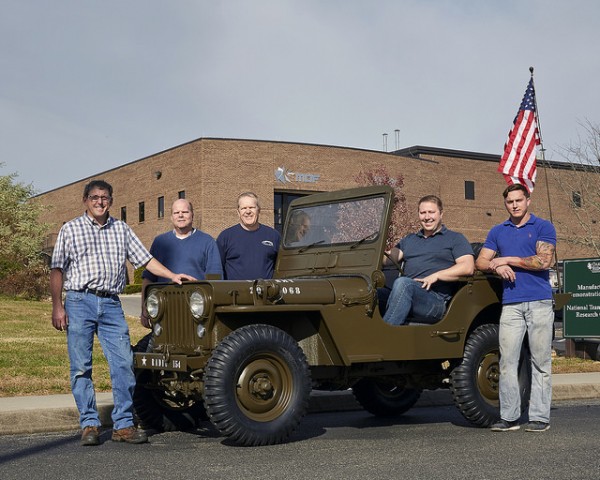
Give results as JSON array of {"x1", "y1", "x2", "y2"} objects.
[{"x1": 487, "y1": 240, "x2": 555, "y2": 273}]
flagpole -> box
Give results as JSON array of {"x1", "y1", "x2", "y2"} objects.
[
  {"x1": 529, "y1": 66, "x2": 555, "y2": 223},
  {"x1": 529, "y1": 66, "x2": 561, "y2": 285}
]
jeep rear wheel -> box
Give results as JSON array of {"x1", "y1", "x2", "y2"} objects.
[
  {"x1": 203, "y1": 324, "x2": 311, "y2": 446},
  {"x1": 352, "y1": 378, "x2": 421, "y2": 417},
  {"x1": 133, "y1": 333, "x2": 207, "y2": 432},
  {"x1": 449, "y1": 323, "x2": 531, "y2": 427}
]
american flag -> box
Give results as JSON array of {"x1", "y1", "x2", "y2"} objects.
[{"x1": 498, "y1": 77, "x2": 540, "y2": 192}]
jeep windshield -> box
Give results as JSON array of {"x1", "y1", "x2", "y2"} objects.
[{"x1": 283, "y1": 196, "x2": 385, "y2": 249}]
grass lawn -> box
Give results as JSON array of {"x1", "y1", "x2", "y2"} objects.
[
  {"x1": 0, "y1": 296, "x2": 598, "y2": 397},
  {"x1": 0, "y1": 296, "x2": 148, "y2": 397},
  {"x1": 552, "y1": 354, "x2": 600, "y2": 374}
]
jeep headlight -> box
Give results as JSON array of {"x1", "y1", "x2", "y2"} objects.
[
  {"x1": 190, "y1": 291, "x2": 207, "y2": 319},
  {"x1": 146, "y1": 290, "x2": 161, "y2": 319}
]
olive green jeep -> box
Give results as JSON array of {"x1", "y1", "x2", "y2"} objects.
[{"x1": 133, "y1": 185, "x2": 569, "y2": 446}]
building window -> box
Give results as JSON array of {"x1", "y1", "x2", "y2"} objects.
[
  {"x1": 274, "y1": 191, "x2": 312, "y2": 233},
  {"x1": 139, "y1": 202, "x2": 145, "y2": 223},
  {"x1": 572, "y1": 191, "x2": 582, "y2": 208},
  {"x1": 158, "y1": 196, "x2": 165, "y2": 218},
  {"x1": 120, "y1": 206, "x2": 127, "y2": 223},
  {"x1": 465, "y1": 181, "x2": 475, "y2": 200},
  {"x1": 178, "y1": 190, "x2": 185, "y2": 199}
]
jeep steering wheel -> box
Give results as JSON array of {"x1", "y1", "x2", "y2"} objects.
[{"x1": 384, "y1": 251, "x2": 403, "y2": 274}]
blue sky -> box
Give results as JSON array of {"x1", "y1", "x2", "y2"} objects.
[{"x1": 2, "y1": 0, "x2": 599, "y2": 193}]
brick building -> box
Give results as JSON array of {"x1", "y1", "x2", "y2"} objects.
[{"x1": 35, "y1": 138, "x2": 599, "y2": 281}]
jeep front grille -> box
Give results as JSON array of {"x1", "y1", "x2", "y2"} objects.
[{"x1": 157, "y1": 288, "x2": 197, "y2": 350}]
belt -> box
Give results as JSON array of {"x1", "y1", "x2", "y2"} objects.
[{"x1": 77, "y1": 288, "x2": 117, "y2": 298}]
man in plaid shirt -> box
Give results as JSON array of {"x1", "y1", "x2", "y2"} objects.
[{"x1": 50, "y1": 180, "x2": 194, "y2": 446}]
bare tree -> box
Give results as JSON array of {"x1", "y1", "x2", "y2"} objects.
[
  {"x1": 546, "y1": 119, "x2": 600, "y2": 256},
  {"x1": 355, "y1": 165, "x2": 419, "y2": 250}
]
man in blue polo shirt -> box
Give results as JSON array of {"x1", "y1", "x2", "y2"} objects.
[
  {"x1": 476, "y1": 183, "x2": 556, "y2": 433},
  {"x1": 382, "y1": 195, "x2": 475, "y2": 326}
]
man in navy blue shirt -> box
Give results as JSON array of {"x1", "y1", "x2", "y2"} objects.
[
  {"x1": 476, "y1": 183, "x2": 556, "y2": 433},
  {"x1": 382, "y1": 195, "x2": 474, "y2": 326},
  {"x1": 217, "y1": 192, "x2": 280, "y2": 280}
]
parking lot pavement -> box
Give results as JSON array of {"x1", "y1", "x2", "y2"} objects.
[{"x1": 1, "y1": 373, "x2": 600, "y2": 436}]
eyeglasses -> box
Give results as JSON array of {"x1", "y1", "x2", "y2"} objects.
[{"x1": 87, "y1": 195, "x2": 112, "y2": 203}]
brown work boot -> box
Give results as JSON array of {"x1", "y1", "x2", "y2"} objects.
[
  {"x1": 111, "y1": 426, "x2": 148, "y2": 444},
  {"x1": 81, "y1": 426, "x2": 100, "y2": 446}
]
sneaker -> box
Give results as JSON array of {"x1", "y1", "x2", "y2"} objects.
[
  {"x1": 491, "y1": 419, "x2": 520, "y2": 432},
  {"x1": 81, "y1": 426, "x2": 100, "y2": 446},
  {"x1": 525, "y1": 421, "x2": 550, "y2": 432},
  {"x1": 111, "y1": 426, "x2": 148, "y2": 444}
]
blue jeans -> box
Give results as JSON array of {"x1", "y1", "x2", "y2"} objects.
[
  {"x1": 382, "y1": 277, "x2": 447, "y2": 325},
  {"x1": 499, "y1": 300, "x2": 553, "y2": 423},
  {"x1": 65, "y1": 291, "x2": 136, "y2": 430}
]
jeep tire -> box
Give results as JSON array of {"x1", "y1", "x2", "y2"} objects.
[
  {"x1": 203, "y1": 324, "x2": 312, "y2": 446},
  {"x1": 449, "y1": 323, "x2": 531, "y2": 427}
]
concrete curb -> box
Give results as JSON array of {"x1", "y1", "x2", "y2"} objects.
[
  {"x1": 1, "y1": 373, "x2": 599, "y2": 436},
  {"x1": 0, "y1": 393, "x2": 114, "y2": 436},
  {"x1": 552, "y1": 372, "x2": 600, "y2": 401}
]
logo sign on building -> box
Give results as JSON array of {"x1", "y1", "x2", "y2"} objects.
[
  {"x1": 275, "y1": 166, "x2": 320, "y2": 184},
  {"x1": 563, "y1": 258, "x2": 600, "y2": 338}
]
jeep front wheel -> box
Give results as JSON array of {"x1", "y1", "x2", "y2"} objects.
[
  {"x1": 352, "y1": 378, "x2": 421, "y2": 417},
  {"x1": 449, "y1": 323, "x2": 531, "y2": 427},
  {"x1": 203, "y1": 324, "x2": 311, "y2": 446}
]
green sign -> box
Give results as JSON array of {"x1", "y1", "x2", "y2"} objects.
[{"x1": 563, "y1": 258, "x2": 600, "y2": 338}]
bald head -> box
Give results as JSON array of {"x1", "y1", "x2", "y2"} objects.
[
  {"x1": 171, "y1": 199, "x2": 194, "y2": 235},
  {"x1": 172, "y1": 199, "x2": 193, "y2": 214}
]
